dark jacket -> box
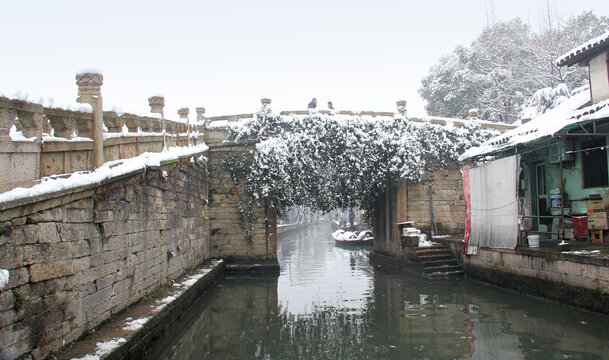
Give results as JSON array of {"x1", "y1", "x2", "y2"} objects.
[{"x1": 307, "y1": 100, "x2": 316, "y2": 109}]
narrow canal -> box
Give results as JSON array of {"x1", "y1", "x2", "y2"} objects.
[{"x1": 147, "y1": 222, "x2": 609, "y2": 359}]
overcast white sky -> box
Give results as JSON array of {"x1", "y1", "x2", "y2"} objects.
[{"x1": 1, "y1": 0, "x2": 606, "y2": 119}]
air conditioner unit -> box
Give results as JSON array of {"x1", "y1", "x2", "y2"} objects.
[{"x1": 548, "y1": 141, "x2": 573, "y2": 164}]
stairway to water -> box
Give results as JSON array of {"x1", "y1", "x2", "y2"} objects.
[{"x1": 413, "y1": 246, "x2": 464, "y2": 278}]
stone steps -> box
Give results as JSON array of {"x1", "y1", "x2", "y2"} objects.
[{"x1": 413, "y1": 246, "x2": 464, "y2": 279}]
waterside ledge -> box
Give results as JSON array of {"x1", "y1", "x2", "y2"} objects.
[{"x1": 56, "y1": 259, "x2": 225, "y2": 360}]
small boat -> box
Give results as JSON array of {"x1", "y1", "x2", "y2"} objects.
[{"x1": 332, "y1": 229, "x2": 374, "y2": 245}]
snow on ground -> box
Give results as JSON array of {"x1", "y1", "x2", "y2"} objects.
[
  {"x1": 418, "y1": 234, "x2": 438, "y2": 247},
  {"x1": 152, "y1": 260, "x2": 223, "y2": 313},
  {"x1": 561, "y1": 250, "x2": 602, "y2": 255},
  {"x1": 123, "y1": 317, "x2": 151, "y2": 331},
  {"x1": 0, "y1": 143, "x2": 208, "y2": 204},
  {"x1": 71, "y1": 338, "x2": 127, "y2": 360},
  {"x1": 0, "y1": 269, "x2": 9, "y2": 290},
  {"x1": 152, "y1": 294, "x2": 180, "y2": 313}
]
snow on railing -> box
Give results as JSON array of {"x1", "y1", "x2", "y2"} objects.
[{"x1": 0, "y1": 91, "x2": 207, "y2": 194}]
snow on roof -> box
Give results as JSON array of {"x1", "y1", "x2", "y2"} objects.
[
  {"x1": 0, "y1": 144, "x2": 208, "y2": 206},
  {"x1": 555, "y1": 31, "x2": 609, "y2": 67},
  {"x1": 460, "y1": 89, "x2": 606, "y2": 160}
]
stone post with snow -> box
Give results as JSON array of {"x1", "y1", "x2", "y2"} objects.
[
  {"x1": 468, "y1": 108, "x2": 479, "y2": 120},
  {"x1": 196, "y1": 107, "x2": 206, "y2": 133},
  {"x1": 396, "y1": 100, "x2": 407, "y2": 117},
  {"x1": 76, "y1": 72, "x2": 104, "y2": 167},
  {"x1": 260, "y1": 98, "x2": 272, "y2": 119},
  {"x1": 149, "y1": 96, "x2": 166, "y2": 149},
  {"x1": 177, "y1": 107, "x2": 190, "y2": 146}
]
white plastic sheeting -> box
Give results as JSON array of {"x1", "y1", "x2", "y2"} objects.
[{"x1": 468, "y1": 155, "x2": 520, "y2": 249}]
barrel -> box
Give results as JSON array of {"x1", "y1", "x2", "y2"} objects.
[
  {"x1": 550, "y1": 194, "x2": 562, "y2": 208},
  {"x1": 528, "y1": 234, "x2": 540, "y2": 247}
]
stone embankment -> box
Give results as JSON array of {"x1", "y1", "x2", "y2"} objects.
[
  {"x1": 0, "y1": 148, "x2": 210, "y2": 358},
  {"x1": 443, "y1": 240, "x2": 609, "y2": 315}
]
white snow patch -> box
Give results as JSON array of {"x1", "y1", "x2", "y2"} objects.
[
  {"x1": 42, "y1": 136, "x2": 93, "y2": 143},
  {"x1": 207, "y1": 120, "x2": 231, "y2": 129},
  {"x1": 0, "y1": 143, "x2": 208, "y2": 203},
  {"x1": 418, "y1": 234, "x2": 438, "y2": 247},
  {"x1": 0, "y1": 269, "x2": 9, "y2": 290},
  {"x1": 9, "y1": 125, "x2": 36, "y2": 142},
  {"x1": 71, "y1": 355, "x2": 99, "y2": 360},
  {"x1": 432, "y1": 235, "x2": 451, "y2": 239},
  {"x1": 152, "y1": 294, "x2": 179, "y2": 313},
  {"x1": 181, "y1": 273, "x2": 205, "y2": 288},
  {"x1": 561, "y1": 250, "x2": 602, "y2": 255},
  {"x1": 71, "y1": 337, "x2": 126, "y2": 360},
  {"x1": 76, "y1": 68, "x2": 103, "y2": 75},
  {"x1": 123, "y1": 317, "x2": 151, "y2": 331}
]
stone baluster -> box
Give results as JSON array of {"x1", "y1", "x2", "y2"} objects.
[
  {"x1": 140, "y1": 117, "x2": 153, "y2": 133},
  {"x1": 196, "y1": 107, "x2": 206, "y2": 132},
  {"x1": 74, "y1": 112, "x2": 93, "y2": 138},
  {"x1": 45, "y1": 108, "x2": 77, "y2": 139},
  {"x1": 396, "y1": 100, "x2": 407, "y2": 117},
  {"x1": 164, "y1": 119, "x2": 175, "y2": 133},
  {"x1": 177, "y1": 107, "x2": 190, "y2": 146},
  {"x1": 0, "y1": 98, "x2": 17, "y2": 141},
  {"x1": 76, "y1": 72, "x2": 104, "y2": 167},
  {"x1": 13, "y1": 100, "x2": 44, "y2": 142},
  {"x1": 150, "y1": 117, "x2": 162, "y2": 132},
  {"x1": 103, "y1": 111, "x2": 124, "y2": 133},
  {"x1": 42, "y1": 115, "x2": 52, "y2": 135},
  {"x1": 149, "y1": 96, "x2": 166, "y2": 149},
  {"x1": 122, "y1": 113, "x2": 139, "y2": 133},
  {"x1": 164, "y1": 120, "x2": 176, "y2": 146}
]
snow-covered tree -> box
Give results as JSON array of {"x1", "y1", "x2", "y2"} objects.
[
  {"x1": 224, "y1": 110, "x2": 499, "y2": 226},
  {"x1": 419, "y1": 11, "x2": 609, "y2": 123}
]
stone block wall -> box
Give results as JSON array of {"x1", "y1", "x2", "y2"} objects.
[
  {"x1": 441, "y1": 240, "x2": 609, "y2": 315},
  {"x1": 465, "y1": 248, "x2": 609, "y2": 296},
  {"x1": 373, "y1": 169, "x2": 465, "y2": 259},
  {"x1": 206, "y1": 143, "x2": 277, "y2": 263},
  {"x1": 406, "y1": 169, "x2": 466, "y2": 236},
  {"x1": 0, "y1": 156, "x2": 210, "y2": 359}
]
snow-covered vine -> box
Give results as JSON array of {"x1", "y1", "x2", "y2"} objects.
[{"x1": 225, "y1": 110, "x2": 499, "y2": 224}]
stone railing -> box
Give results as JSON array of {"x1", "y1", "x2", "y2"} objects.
[
  {"x1": 205, "y1": 100, "x2": 517, "y2": 137},
  {"x1": 0, "y1": 95, "x2": 205, "y2": 193}
]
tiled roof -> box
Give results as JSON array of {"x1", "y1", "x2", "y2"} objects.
[{"x1": 555, "y1": 31, "x2": 609, "y2": 67}]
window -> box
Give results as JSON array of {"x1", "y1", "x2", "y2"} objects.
[{"x1": 582, "y1": 138, "x2": 609, "y2": 188}]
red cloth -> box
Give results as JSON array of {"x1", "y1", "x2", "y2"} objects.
[
  {"x1": 462, "y1": 164, "x2": 473, "y2": 254},
  {"x1": 573, "y1": 216, "x2": 589, "y2": 237}
]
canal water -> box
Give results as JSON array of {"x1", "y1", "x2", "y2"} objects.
[{"x1": 147, "y1": 222, "x2": 609, "y2": 359}]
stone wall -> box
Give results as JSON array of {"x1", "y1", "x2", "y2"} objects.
[
  {"x1": 0, "y1": 155, "x2": 210, "y2": 359},
  {"x1": 373, "y1": 169, "x2": 465, "y2": 259},
  {"x1": 205, "y1": 128, "x2": 277, "y2": 264},
  {"x1": 405, "y1": 169, "x2": 466, "y2": 236},
  {"x1": 442, "y1": 240, "x2": 609, "y2": 315}
]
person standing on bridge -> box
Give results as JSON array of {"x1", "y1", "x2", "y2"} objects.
[
  {"x1": 348, "y1": 209, "x2": 355, "y2": 229},
  {"x1": 307, "y1": 98, "x2": 317, "y2": 109}
]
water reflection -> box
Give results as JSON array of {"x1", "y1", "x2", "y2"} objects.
[{"x1": 147, "y1": 222, "x2": 609, "y2": 359}]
